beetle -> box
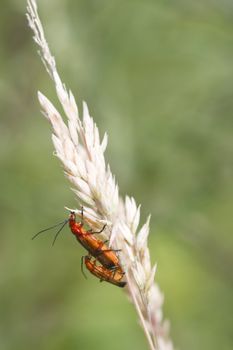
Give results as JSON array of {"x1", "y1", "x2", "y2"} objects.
[
  {"x1": 68, "y1": 210, "x2": 123, "y2": 272},
  {"x1": 32, "y1": 208, "x2": 125, "y2": 275},
  {"x1": 83, "y1": 255, "x2": 126, "y2": 288}
]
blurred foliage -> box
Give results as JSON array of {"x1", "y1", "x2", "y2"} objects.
[{"x1": 0, "y1": 0, "x2": 233, "y2": 349}]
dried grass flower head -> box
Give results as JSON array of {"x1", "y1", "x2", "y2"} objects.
[{"x1": 26, "y1": 1, "x2": 174, "y2": 349}]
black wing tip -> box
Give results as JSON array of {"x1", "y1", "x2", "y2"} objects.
[{"x1": 119, "y1": 281, "x2": 127, "y2": 288}]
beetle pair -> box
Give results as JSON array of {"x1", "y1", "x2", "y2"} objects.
[{"x1": 33, "y1": 209, "x2": 126, "y2": 288}]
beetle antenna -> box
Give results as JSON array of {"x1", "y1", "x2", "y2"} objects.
[
  {"x1": 32, "y1": 219, "x2": 68, "y2": 240},
  {"x1": 52, "y1": 220, "x2": 69, "y2": 246}
]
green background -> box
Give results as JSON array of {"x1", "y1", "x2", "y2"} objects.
[{"x1": 1, "y1": 0, "x2": 233, "y2": 349}]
